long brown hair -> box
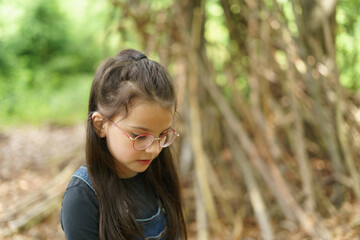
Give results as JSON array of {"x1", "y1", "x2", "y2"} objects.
[{"x1": 85, "y1": 49, "x2": 187, "y2": 239}]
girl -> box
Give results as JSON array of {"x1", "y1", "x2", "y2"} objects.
[{"x1": 61, "y1": 49, "x2": 187, "y2": 240}]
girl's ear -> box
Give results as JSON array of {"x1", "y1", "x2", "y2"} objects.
[{"x1": 92, "y1": 112, "x2": 106, "y2": 138}]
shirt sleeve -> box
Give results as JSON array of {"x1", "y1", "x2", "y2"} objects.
[{"x1": 61, "y1": 180, "x2": 99, "y2": 240}]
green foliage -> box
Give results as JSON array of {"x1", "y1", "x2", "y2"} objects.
[
  {"x1": 205, "y1": 0, "x2": 232, "y2": 97},
  {"x1": 205, "y1": 0, "x2": 230, "y2": 65},
  {"x1": 1, "y1": 0, "x2": 359, "y2": 127},
  {"x1": 336, "y1": 0, "x2": 360, "y2": 89},
  {"x1": 0, "y1": 0, "x2": 106, "y2": 126},
  {"x1": 15, "y1": 0, "x2": 69, "y2": 67},
  {"x1": 0, "y1": 74, "x2": 92, "y2": 126}
]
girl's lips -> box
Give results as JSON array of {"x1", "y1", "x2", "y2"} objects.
[{"x1": 137, "y1": 160, "x2": 152, "y2": 165}]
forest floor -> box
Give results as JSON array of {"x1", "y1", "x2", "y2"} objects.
[
  {"x1": 0, "y1": 124, "x2": 85, "y2": 240},
  {"x1": 0, "y1": 125, "x2": 359, "y2": 240}
]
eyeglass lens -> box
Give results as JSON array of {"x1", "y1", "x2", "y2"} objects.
[{"x1": 134, "y1": 131, "x2": 176, "y2": 150}]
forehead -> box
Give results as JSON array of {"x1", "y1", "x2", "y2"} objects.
[{"x1": 117, "y1": 100, "x2": 174, "y2": 130}]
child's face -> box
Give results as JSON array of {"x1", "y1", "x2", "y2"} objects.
[{"x1": 105, "y1": 99, "x2": 174, "y2": 178}]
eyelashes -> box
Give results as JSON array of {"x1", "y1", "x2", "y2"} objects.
[{"x1": 131, "y1": 130, "x2": 171, "y2": 139}]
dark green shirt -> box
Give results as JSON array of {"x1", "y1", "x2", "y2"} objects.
[{"x1": 61, "y1": 171, "x2": 158, "y2": 240}]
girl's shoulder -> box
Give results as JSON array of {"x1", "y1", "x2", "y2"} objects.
[
  {"x1": 63, "y1": 166, "x2": 98, "y2": 206},
  {"x1": 61, "y1": 166, "x2": 99, "y2": 239},
  {"x1": 70, "y1": 165, "x2": 94, "y2": 191}
]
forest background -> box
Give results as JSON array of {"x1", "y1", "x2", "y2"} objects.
[{"x1": 0, "y1": 0, "x2": 360, "y2": 239}]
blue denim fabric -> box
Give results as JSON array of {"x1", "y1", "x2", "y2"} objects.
[
  {"x1": 72, "y1": 166, "x2": 94, "y2": 192},
  {"x1": 72, "y1": 166, "x2": 167, "y2": 240},
  {"x1": 135, "y1": 206, "x2": 167, "y2": 240}
]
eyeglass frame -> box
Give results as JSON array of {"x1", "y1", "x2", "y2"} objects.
[{"x1": 110, "y1": 120, "x2": 179, "y2": 150}]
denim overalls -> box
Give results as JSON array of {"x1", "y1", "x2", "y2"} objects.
[{"x1": 73, "y1": 166, "x2": 167, "y2": 240}]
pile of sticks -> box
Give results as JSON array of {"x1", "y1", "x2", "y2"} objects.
[{"x1": 108, "y1": 0, "x2": 360, "y2": 238}]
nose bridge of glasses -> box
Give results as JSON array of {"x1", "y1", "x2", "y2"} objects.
[
  {"x1": 144, "y1": 137, "x2": 162, "y2": 152},
  {"x1": 153, "y1": 136, "x2": 163, "y2": 141},
  {"x1": 144, "y1": 135, "x2": 166, "y2": 149}
]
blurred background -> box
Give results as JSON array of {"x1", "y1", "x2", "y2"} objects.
[{"x1": 0, "y1": 0, "x2": 360, "y2": 239}]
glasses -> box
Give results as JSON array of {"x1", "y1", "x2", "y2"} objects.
[{"x1": 110, "y1": 120, "x2": 179, "y2": 150}]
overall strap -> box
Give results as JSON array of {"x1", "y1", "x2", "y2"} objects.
[{"x1": 72, "y1": 166, "x2": 95, "y2": 192}]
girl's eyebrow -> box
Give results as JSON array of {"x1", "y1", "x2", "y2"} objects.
[
  {"x1": 128, "y1": 125, "x2": 172, "y2": 133},
  {"x1": 128, "y1": 125, "x2": 150, "y2": 131}
]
